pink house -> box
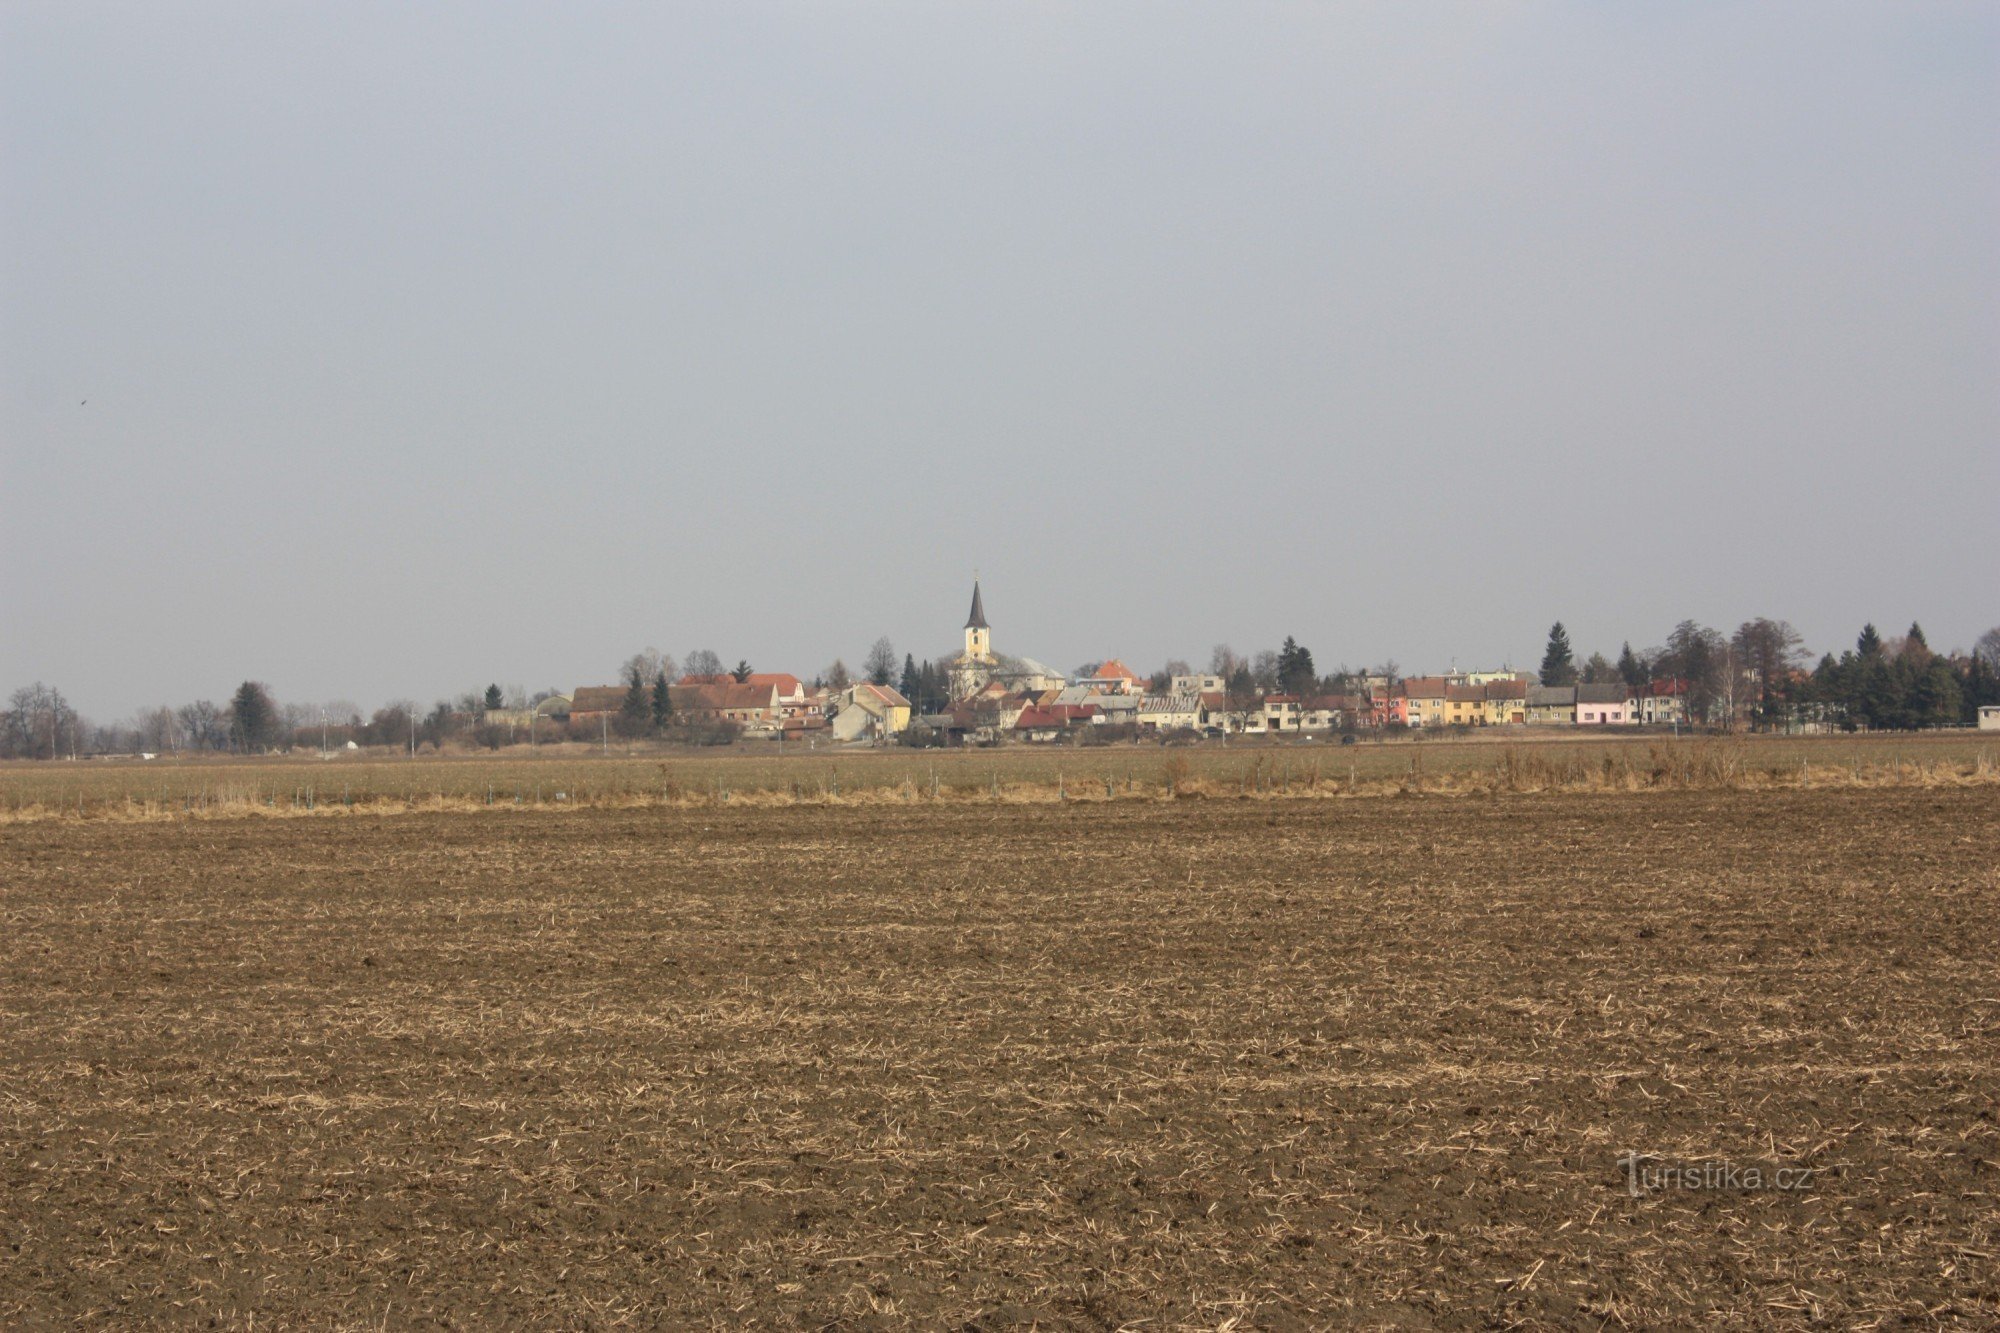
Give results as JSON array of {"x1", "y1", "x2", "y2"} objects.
[{"x1": 1574, "y1": 683, "x2": 1632, "y2": 726}]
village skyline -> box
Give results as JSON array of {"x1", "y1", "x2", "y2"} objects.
[{"x1": 8, "y1": 575, "x2": 1996, "y2": 757}]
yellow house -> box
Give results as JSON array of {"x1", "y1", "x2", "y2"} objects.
[
  {"x1": 1444, "y1": 685, "x2": 1485, "y2": 727},
  {"x1": 1401, "y1": 676, "x2": 1450, "y2": 728}
]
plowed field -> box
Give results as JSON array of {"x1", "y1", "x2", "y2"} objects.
[{"x1": 3, "y1": 788, "x2": 1996, "y2": 1327}]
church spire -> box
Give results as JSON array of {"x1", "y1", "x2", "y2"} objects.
[{"x1": 964, "y1": 579, "x2": 989, "y2": 630}]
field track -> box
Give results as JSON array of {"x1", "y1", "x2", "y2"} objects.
[{"x1": 3, "y1": 787, "x2": 1996, "y2": 1326}]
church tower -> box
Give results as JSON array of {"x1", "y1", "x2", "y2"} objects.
[{"x1": 964, "y1": 580, "x2": 993, "y2": 662}]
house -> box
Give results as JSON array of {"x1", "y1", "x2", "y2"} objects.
[
  {"x1": 1444, "y1": 684, "x2": 1486, "y2": 727},
  {"x1": 830, "y1": 682, "x2": 912, "y2": 741},
  {"x1": 1525, "y1": 684, "x2": 1575, "y2": 725},
  {"x1": 1638, "y1": 679, "x2": 1688, "y2": 726},
  {"x1": 1482, "y1": 679, "x2": 1528, "y2": 726},
  {"x1": 1979, "y1": 705, "x2": 2000, "y2": 731},
  {"x1": 1575, "y1": 683, "x2": 1633, "y2": 726},
  {"x1": 745, "y1": 673, "x2": 806, "y2": 705},
  {"x1": 672, "y1": 681, "x2": 782, "y2": 727},
  {"x1": 1137, "y1": 694, "x2": 1204, "y2": 733},
  {"x1": 568, "y1": 686, "x2": 629, "y2": 723},
  {"x1": 1263, "y1": 694, "x2": 1304, "y2": 732},
  {"x1": 1077, "y1": 659, "x2": 1146, "y2": 694},
  {"x1": 1401, "y1": 677, "x2": 1450, "y2": 728},
  {"x1": 1299, "y1": 697, "x2": 1344, "y2": 732},
  {"x1": 1013, "y1": 704, "x2": 1099, "y2": 742},
  {"x1": 1171, "y1": 673, "x2": 1225, "y2": 696}
]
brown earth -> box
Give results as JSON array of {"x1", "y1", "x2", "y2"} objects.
[{"x1": 2, "y1": 788, "x2": 1996, "y2": 1328}]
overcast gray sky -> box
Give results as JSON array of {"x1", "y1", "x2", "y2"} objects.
[{"x1": 4, "y1": 3, "x2": 1995, "y2": 718}]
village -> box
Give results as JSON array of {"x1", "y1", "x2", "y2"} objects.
[{"x1": 533, "y1": 581, "x2": 1702, "y2": 749}]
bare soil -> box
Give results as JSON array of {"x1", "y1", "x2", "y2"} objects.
[{"x1": 2, "y1": 788, "x2": 1995, "y2": 1327}]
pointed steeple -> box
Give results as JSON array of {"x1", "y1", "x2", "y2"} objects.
[{"x1": 964, "y1": 580, "x2": 989, "y2": 630}]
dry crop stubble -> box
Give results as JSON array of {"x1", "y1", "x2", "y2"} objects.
[{"x1": 1, "y1": 786, "x2": 1995, "y2": 1326}]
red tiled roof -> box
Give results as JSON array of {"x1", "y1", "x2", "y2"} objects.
[
  {"x1": 745, "y1": 673, "x2": 803, "y2": 695},
  {"x1": 1091, "y1": 658, "x2": 1142, "y2": 682}
]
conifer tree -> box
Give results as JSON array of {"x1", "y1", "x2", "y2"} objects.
[
  {"x1": 1540, "y1": 623, "x2": 1577, "y2": 686},
  {"x1": 651, "y1": 671, "x2": 672, "y2": 731}
]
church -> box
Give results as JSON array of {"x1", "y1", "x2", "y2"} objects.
[{"x1": 945, "y1": 580, "x2": 1067, "y2": 701}]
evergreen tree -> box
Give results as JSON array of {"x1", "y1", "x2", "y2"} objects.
[
  {"x1": 1276, "y1": 636, "x2": 1317, "y2": 697},
  {"x1": 651, "y1": 671, "x2": 672, "y2": 730},
  {"x1": 731, "y1": 659, "x2": 753, "y2": 683},
  {"x1": 1539, "y1": 623, "x2": 1577, "y2": 686},
  {"x1": 619, "y1": 661, "x2": 650, "y2": 734},
  {"x1": 898, "y1": 654, "x2": 920, "y2": 703},
  {"x1": 1856, "y1": 623, "x2": 1884, "y2": 658},
  {"x1": 228, "y1": 681, "x2": 279, "y2": 752},
  {"x1": 483, "y1": 683, "x2": 503, "y2": 711},
  {"x1": 1911, "y1": 658, "x2": 1960, "y2": 729},
  {"x1": 1615, "y1": 641, "x2": 1646, "y2": 691}
]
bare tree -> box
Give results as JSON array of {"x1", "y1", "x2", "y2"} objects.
[
  {"x1": 824, "y1": 659, "x2": 852, "y2": 692},
  {"x1": 176, "y1": 700, "x2": 225, "y2": 751},
  {"x1": 864, "y1": 637, "x2": 897, "y2": 686},
  {"x1": 682, "y1": 649, "x2": 724, "y2": 680},
  {"x1": 625, "y1": 648, "x2": 677, "y2": 687},
  {"x1": 4, "y1": 683, "x2": 79, "y2": 759},
  {"x1": 1208, "y1": 644, "x2": 1240, "y2": 677},
  {"x1": 1977, "y1": 626, "x2": 2000, "y2": 671}
]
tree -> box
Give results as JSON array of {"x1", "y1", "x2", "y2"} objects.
[
  {"x1": 1580, "y1": 652, "x2": 1620, "y2": 685},
  {"x1": 1900, "y1": 622, "x2": 1931, "y2": 667},
  {"x1": 651, "y1": 671, "x2": 673, "y2": 731},
  {"x1": 1660, "y1": 621, "x2": 1725, "y2": 725},
  {"x1": 864, "y1": 637, "x2": 897, "y2": 687},
  {"x1": 1856, "y1": 624, "x2": 1884, "y2": 659},
  {"x1": 1225, "y1": 664, "x2": 1259, "y2": 715},
  {"x1": 899, "y1": 653, "x2": 920, "y2": 703},
  {"x1": 731, "y1": 659, "x2": 753, "y2": 683},
  {"x1": 1731, "y1": 619, "x2": 1806, "y2": 729},
  {"x1": 228, "y1": 681, "x2": 279, "y2": 752},
  {"x1": 3, "y1": 683, "x2": 78, "y2": 759},
  {"x1": 1251, "y1": 649, "x2": 1281, "y2": 692},
  {"x1": 1616, "y1": 642, "x2": 1648, "y2": 692},
  {"x1": 483, "y1": 683, "x2": 503, "y2": 712},
  {"x1": 1910, "y1": 658, "x2": 1961, "y2": 729},
  {"x1": 176, "y1": 699, "x2": 225, "y2": 751},
  {"x1": 825, "y1": 659, "x2": 852, "y2": 692},
  {"x1": 1539, "y1": 623, "x2": 1577, "y2": 686},
  {"x1": 619, "y1": 660, "x2": 651, "y2": 735},
  {"x1": 1276, "y1": 636, "x2": 1317, "y2": 698},
  {"x1": 1161, "y1": 658, "x2": 1192, "y2": 681},
  {"x1": 1976, "y1": 626, "x2": 2000, "y2": 672},
  {"x1": 683, "y1": 649, "x2": 724, "y2": 680},
  {"x1": 1209, "y1": 644, "x2": 1240, "y2": 677}
]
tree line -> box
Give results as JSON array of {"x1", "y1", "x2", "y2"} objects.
[{"x1": 6, "y1": 620, "x2": 1996, "y2": 758}]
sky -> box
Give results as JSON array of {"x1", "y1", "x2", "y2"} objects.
[{"x1": 4, "y1": 3, "x2": 1996, "y2": 718}]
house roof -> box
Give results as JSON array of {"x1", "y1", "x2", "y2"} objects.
[
  {"x1": 570, "y1": 686, "x2": 629, "y2": 714},
  {"x1": 1526, "y1": 685, "x2": 1575, "y2": 707},
  {"x1": 1576, "y1": 683, "x2": 1628, "y2": 704},
  {"x1": 1139, "y1": 694, "x2": 1201, "y2": 714},
  {"x1": 965, "y1": 580, "x2": 988, "y2": 630},
  {"x1": 745, "y1": 673, "x2": 803, "y2": 696},
  {"x1": 1089, "y1": 658, "x2": 1142, "y2": 683},
  {"x1": 1483, "y1": 680, "x2": 1528, "y2": 700},
  {"x1": 851, "y1": 682, "x2": 911, "y2": 710},
  {"x1": 673, "y1": 682, "x2": 778, "y2": 712},
  {"x1": 1401, "y1": 676, "x2": 1451, "y2": 699},
  {"x1": 1014, "y1": 705, "x2": 1096, "y2": 730}
]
